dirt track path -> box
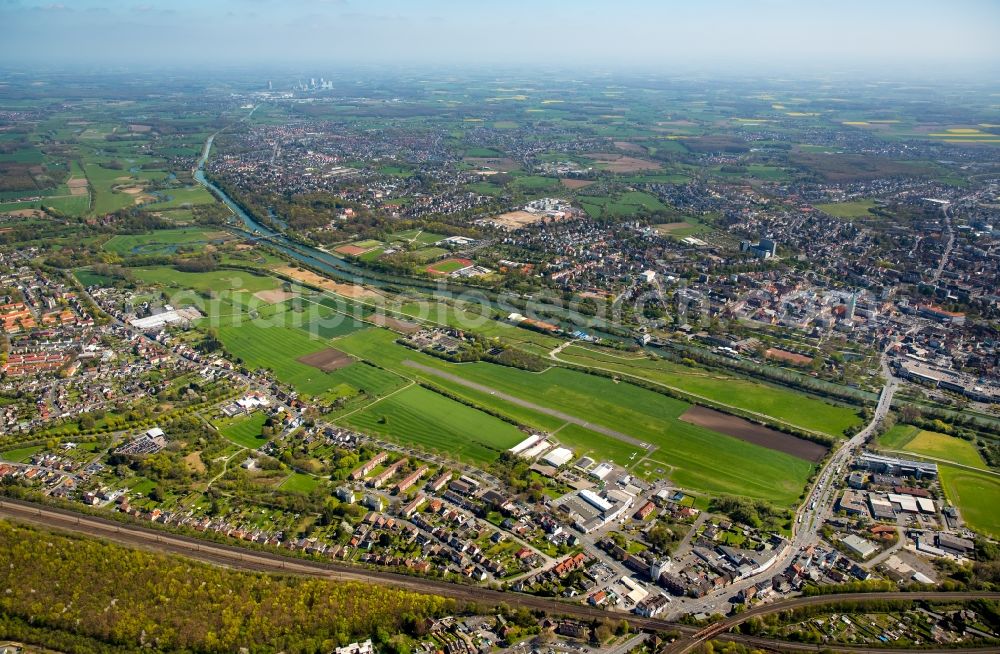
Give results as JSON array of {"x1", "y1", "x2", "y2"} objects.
[{"x1": 400, "y1": 360, "x2": 650, "y2": 450}]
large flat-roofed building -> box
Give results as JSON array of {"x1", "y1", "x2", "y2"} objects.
[
  {"x1": 590, "y1": 462, "x2": 614, "y2": 481},
  {"x1": 838, "y1": 490, "x2": 868, "y2": 517},
  {"x1": 868, "y1": 493, "x2": 896, "y2": 521},
  {"x1": 560, "y1": 487, "x2": 635, "y2": 533},
  {"x1": 918, "y1": 303, "x2": 966, "y2": 326},
  {"x1": 842, "y1": 534, "x2": 878, "y2": 560},
  {"x1": 888, "y1": 493, "x2": 919, "y2": 513},
  {"x1": 937, "y1": 533, "x2": 975, "y2": 556},
  {"x1": 855, "y1": 452, "x2": 937, "y2": 479}
]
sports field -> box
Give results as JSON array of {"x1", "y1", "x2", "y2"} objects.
[
  {"x1": 939, "y1": 466, "x2": 1000, "y2": 539},
  {"x1": 334, "y1": 328, "x2": 814, "y2": 504},
  {"x1": 342, "y1": 385, "x2": 525, "y2": 465},
  {"x1": 426, "y1": 258, "x2": 471, "y2": 274},
  {"x1": 214, "y1": 412, "x2": 268, "y2": 448},
  {"x1": 556, "y1": 344, "x2": 860, "y2": 437}
]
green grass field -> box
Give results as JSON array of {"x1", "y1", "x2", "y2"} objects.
[
  {"x1": 74, "y1": 269, "x2": 114, "y2": 288},
  {"x1": 553, "y1": 423, "x2": 645, "y2": 467},
  {"x1": 0, "y1": 194, "x2": 91, "y2": 216},
  {"x1": 142, "y1": 186, "x2": 216, "y2": 210},
  {"x1": 214, "y1": 412, "x2": 268, "y2": 448},
  {"x1": 342, "y1": 385, "x2": 525, "y2": 464},
  {"x1": 390, "y1": 229, "x2": 446, "y2": 245},
  {"x1": 877, "y1": 423, "x2": 920, "y2": 449},
  {"x1": 326, "y1": 362, "x2": 406, "y2": 397},
  {"x1": 103, "y1": 228, "x2": 232, "y2": 256},
  {"x1": 279, "y1": 471, "x2": 323, "y2": 492},
  {"x1": 427, "y1": 258, "x2": 470, "y2": 274},
  {"x1": 557, "y1": 345, "x2": 860, "y2": 437},
  {"x1": 296, "y1": 313, "x2": 366, "y2": 339},
  {"x1": 878, "y1": 426, "x2": 986, "y2": 469},
  {"x1": 879, "y1": 424, "x2": 997, "y2": 537},
  {"x1": 214, "y1": 322, "x2": 343, "y2": 397},
  {"x1": 131, "y1": 267, "x2": 280, "y2": 295},
  {"x1": 512, "y1": 175, "x2": 561, "y2": 192},
  {"x1": 814, "y1": 199, "x2": 878, "y2": 219},
  {"x1": 579, "y1": 191, "x2": 667, "y2": 220},
  {"x1": 334, "y1": 328, "x2": 814, "y2": 503},
  {"x1": 0, "y1": 445, "x2": 44, "y2": 463},
  {"x1": 940, "y1": 466, "x2": 1000, "y2": 539}
]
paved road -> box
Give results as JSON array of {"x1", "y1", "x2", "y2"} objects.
[
  {"x1": 862, "y1": 526, "x2": 906, "y2": 570},
  {"x1": 671, "y1": 587, "x2": 1000, "y2": 654},
  {"x1": 400, "y1": 360, "x2": 648, "y2": 448},
  {"x1": 662, "y1": 353, "x2": 898, "y2": 621},
  {"x1": 930, "y1": 201, "x2": 954, "y2": 284},
  {"x1": 603, "y1": 632, "x2": 647, "y2": 654}
]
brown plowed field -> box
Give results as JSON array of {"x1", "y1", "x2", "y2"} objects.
[
  {"x1": 370, "y1": 315, "x2": 421, "y2": 334},
  {"x1": 679, "y1": 405, "x2": 828, "y2": 462},
  {"x1": 297, "y1": 348, "x2": 353, "y2": 372}
]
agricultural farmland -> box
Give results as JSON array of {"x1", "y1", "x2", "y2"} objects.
[{"x1": 213, "y1": 322, "x2": 346, "y2": 397}]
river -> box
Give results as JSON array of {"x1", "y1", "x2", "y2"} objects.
[{"x1": 193, "y1": 134, "x2": 628, "y2": 341}]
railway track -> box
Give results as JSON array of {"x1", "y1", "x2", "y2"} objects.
[
  {"x1": 0, "y1": 499, "x2": 687, "y2": 633},
  {"x1": 2, "y1": 498, "x2": 998, "y2": 654}
]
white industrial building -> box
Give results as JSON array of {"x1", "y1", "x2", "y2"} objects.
[
  {"x1": 542, "y1": 447, "x2": 573, "y2": 467},
  {"x1": 590, "y1": 462, "x2": 614, "y2": 481},
  {"x1": 509, "y1": 434, "x2": 541, "y2": 455}
]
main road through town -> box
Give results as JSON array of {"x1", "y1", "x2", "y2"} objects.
[{"x1": 664, "y1": 353, "x2": 901, "y2": 649}]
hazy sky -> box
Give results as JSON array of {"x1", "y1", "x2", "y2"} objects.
[{"x1": 2, "y1": 0, "x2": 998, "y2": 74}]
